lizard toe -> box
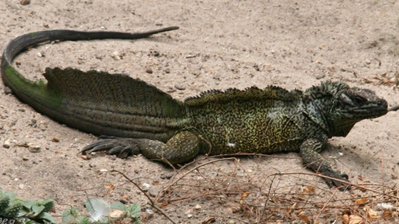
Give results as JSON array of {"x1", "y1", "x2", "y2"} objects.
[
  {"x1": 81, "y1": 138, "x2": 140, "y2": 158},
  {"x1": 81, "y1": 142, "x2": 115, "y2": 154},
  {"x1": 323, "y1": 171, "x2": 351, "y2": 191},
  {"x1": 340, "y1": 173, "x2": 349, "y2": 180},
  {"x1": 81, "y1": 139, "x2": 112, "y2": 153},
  {"x1": 108, "y1": 145, "x2": 135, "y2": 158}
]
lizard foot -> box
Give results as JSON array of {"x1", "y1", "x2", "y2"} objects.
[
  {"x1": 81, "y1": 138, "x2": 139, "y2": 158},
  {"x1": 322, "y1": 170, "x2": 351, "y2": 191}
]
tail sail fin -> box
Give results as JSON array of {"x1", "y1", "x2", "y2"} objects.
[{"x1": 44, "y1": 67, "x2": 185, "y2": 119}]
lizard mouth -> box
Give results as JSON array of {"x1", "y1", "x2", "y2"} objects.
[
  {"x1": 389, "y1": 104, "x2": 399, "y2": 112},
  {"x1": 342, "y1": 100, "x2": 387, "y2": 120}
]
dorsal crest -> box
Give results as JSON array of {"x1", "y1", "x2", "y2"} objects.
[
  {"x1": 304, "y1": 81, "x2": 349, "y2": 101},
  {"x1": 43, "y1": 67, "x2": 185, "y2": 118},
  {"x1": 184, "y1": 86, "x2": 302, "y2": 106}
]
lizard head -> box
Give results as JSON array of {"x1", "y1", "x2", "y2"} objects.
[{"x1": 304, "y1": 81, "x2": 388, "y2": 137}]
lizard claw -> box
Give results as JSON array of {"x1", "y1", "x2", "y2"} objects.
[
  {"x1": 81, "y1": 138, "x2": 139, "y2": 158},
  {"x1": 322, "y1": 171, "x2": 351, "y2": 191}
]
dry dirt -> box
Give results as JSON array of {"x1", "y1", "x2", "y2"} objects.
[{"x1": 0, "y1": 0, "x2": 399, "y2": 223}]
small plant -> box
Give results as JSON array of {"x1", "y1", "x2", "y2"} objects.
[
  {"x1": 0, "y1": 189, "x2": 141, "y2": 224},
  {"x1": 62, "y1": 198, "x2": 141, "y2": 224},
  {"x1": 0, "y1": 188, "x2": 56, "y2": 224}
]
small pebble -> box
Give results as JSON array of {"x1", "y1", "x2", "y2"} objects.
[
  {"x1": 149, "y1": 50, "x2": 160, "y2": 57},
  {"x1": 111, "y1": 51, "x2": 124, "y2": 60},
  {"x1": 28, "y1": 143, "x2": 41, "y2": 153},
  {"x1": 109, "y1": 210, "x2": 126, "y2": 220},
  {"x1": 141, "y1": 183, "x2": 151, "y2": 191},
  {"x1": 3, "y1": 139, "x2": 11, "y2": 148},
  {"x1": 185, "y1": 209, "x2": 194, "y2": 218},
  {"x1": 145, "y1": 208, "x2": 154, "y2": 218},
  {"x1": 20, "y1": 0, "x2": 30, "y2": 5},
  {"x1": 148, "y1": 187, "x2": 159, "y2": 197},
  {"x1": 80, "y1": 155, "x2": 91, "y2": 160},
  {"x1": 145, "y1": 68, "x2": 153, "y2": 74},
  {"x1": 160, "y1": 172, "x2": 173, "y2": 179},
  {"x1": 174, "y1": 84, "x2": 186, "y2": 90},
  {"x1": 51, "y1": 137, "x2": 60, "y2": 143},
  {"x1": 37, "y1": 52, "x2": 45, "y2": 58},
  {"x1": 315, "y1": 74, "x2": 325, "y2": 79}
]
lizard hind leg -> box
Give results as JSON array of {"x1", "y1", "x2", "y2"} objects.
[
  {"x1": 139, "y1": 131, "x2": 201, "y2": 165},
  {"x1": 81, "y1": 131, "x2": 202, "y2": 165}
]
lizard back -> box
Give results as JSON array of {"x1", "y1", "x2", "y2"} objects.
[{"x1": 185, "y1": 86, "x2": 314, "y2": 154}]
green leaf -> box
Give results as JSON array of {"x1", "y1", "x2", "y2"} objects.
[
  {"x1": 0, "y1": 189, "x2": 56, "y2": 223},
  {"x1": 0, "y1": 194, "x2": 10, "y2": 212},
  {"x1": 79, "y1": 217, "x2": 91, "y2": 224},
  {"x1": 62, "y1": 208, "x2": 81, "y2": 224},
  {"x1": 126, "y1": 204, "x2": 141, "y2": 223},
  {"x1": 40, "y1": 212, "x2": 57, "y2": 224},
  {"x1": 31, "y1": 204, "x2": 46, "y2": 216},
  {"x1": 4, "y1": 202, "x2": 22, "y2": 218},
  {"x1": 40, "y1": 200, "x2": 55, "y2": 213}
]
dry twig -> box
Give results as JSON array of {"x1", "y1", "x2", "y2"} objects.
[{"x1": 111, "y1": 170, "x2": 177, "y2": 224}]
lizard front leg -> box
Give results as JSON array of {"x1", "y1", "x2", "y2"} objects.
[
  {"x1": 81, "y1": 131, "x2": 201, "y2": 165},
  {"x1": 300, "y1": 138, "x2": 350, "y2": 190}
]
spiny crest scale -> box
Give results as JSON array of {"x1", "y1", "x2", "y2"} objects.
[
  {"x1": 304, "y1": 81, "x2": 349, "y2": 101},
  {"x1": 43, "y1": 67, "x2": 185, "y2": 117},
  {"x1": 184, "y1": 85, "x2": 302, "y2": 106}
]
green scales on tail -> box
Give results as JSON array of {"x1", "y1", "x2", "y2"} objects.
[{"x1": 1, "y1": 27, "x2": 389, "y2": 190}]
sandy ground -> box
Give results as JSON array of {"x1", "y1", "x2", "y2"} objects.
[{"x1": 0, "y1": 0, "x2": 399, "y2": 223}]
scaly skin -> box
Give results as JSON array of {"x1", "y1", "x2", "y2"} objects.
[{"x1": 1, "y1": 28, "x2": 388, "y2": 190}]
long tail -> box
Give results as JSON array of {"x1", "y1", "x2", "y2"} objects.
[
  {"x1": 1, "y1": 27, "x2": 186, "y2": 141},
  {"x1": 2, "y1": 27, "x2": 179, "y2": 65},
  {"x1": 1, "y1": 26, "x2": 179, "y2": 97}
]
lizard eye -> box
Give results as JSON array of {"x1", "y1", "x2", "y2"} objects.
[
  {"x1": 339, "y1": 93, "x2": 354, "y2": 106},
  {"x1": 339, "y1": 93, "x2": 368, "y2": 106},
  {"x1": 352, "y1": 95, "x2": 367, "y2": 105}
]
